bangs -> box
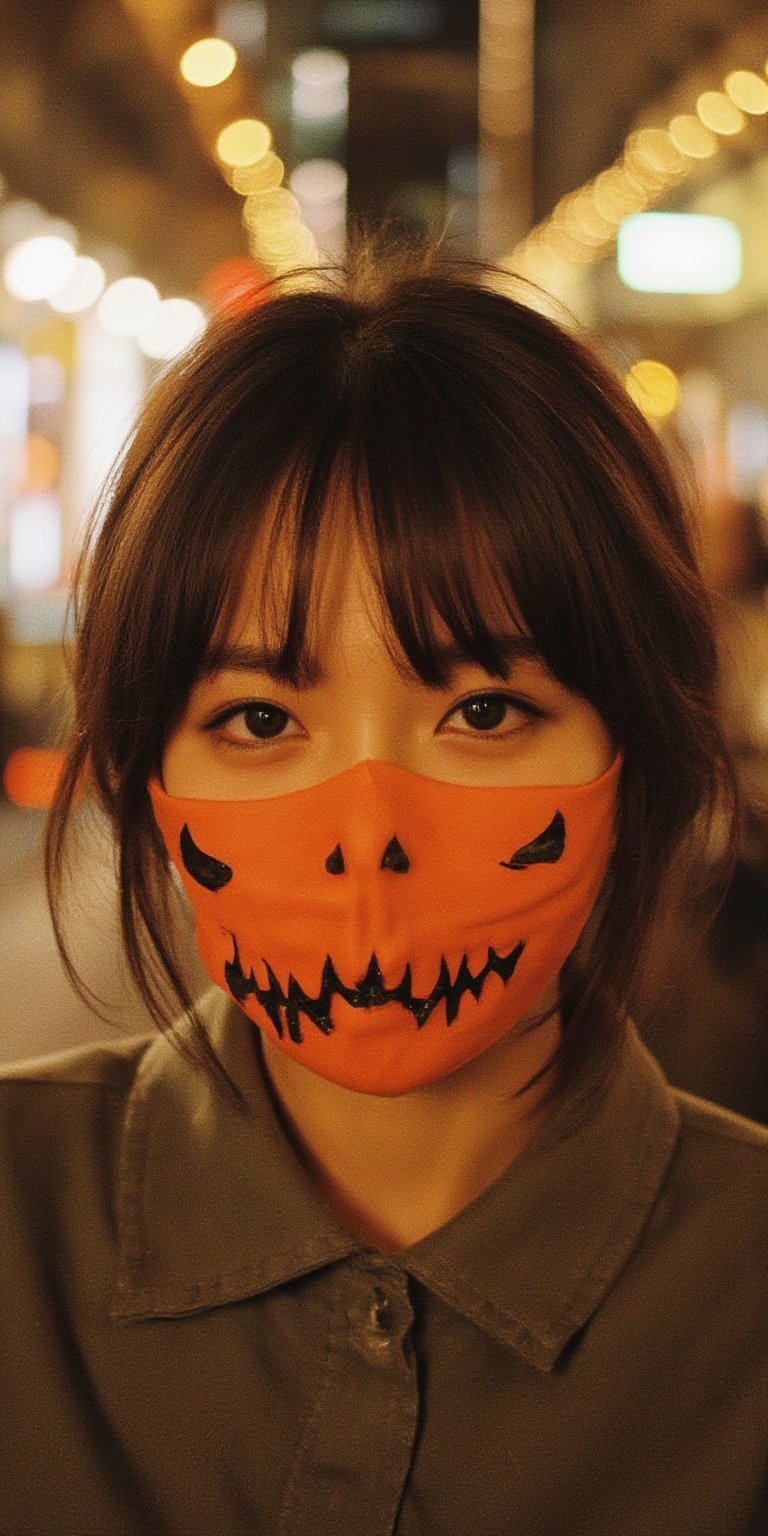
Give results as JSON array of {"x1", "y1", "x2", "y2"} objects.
[
  {"x1": 210, "y1": 457, "x2": 536, "y2": 698},
  {"x1": 206, "y1": 346, "x2": 570, "y2": 698}
]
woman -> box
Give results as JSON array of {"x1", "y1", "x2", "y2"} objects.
[{"x1": 1, "y1": 247, "x2": 766, "y2": 1535}]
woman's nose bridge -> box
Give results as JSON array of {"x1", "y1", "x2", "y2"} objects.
[{"x1": 317, "y1": 752, "x2": 417, "y2": 877}]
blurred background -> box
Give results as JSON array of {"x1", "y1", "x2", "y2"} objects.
[{"x1": 0, "y1": 0, "x2": 767, "y2": 1118}]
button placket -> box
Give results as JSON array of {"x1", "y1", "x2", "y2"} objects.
[{"x1": 278, "y1": 1263, "x2": 419, "y2": 1535}]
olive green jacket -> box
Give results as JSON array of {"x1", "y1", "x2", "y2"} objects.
[{"x1": 1, "y1": 989, "x2": 766, "y2": 1535}]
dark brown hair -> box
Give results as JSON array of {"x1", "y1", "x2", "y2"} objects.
[{"x1": 45, "y1": 243, "x2": 737, "y2": 1099}]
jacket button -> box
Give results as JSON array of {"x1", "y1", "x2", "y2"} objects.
[{"x1": 368, "y1": 1286, "x2": 393, "y2": 1336}]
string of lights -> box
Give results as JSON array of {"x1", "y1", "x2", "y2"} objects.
[{"x1": 506, "y1": 40, "x2": 768, "y2": 300}]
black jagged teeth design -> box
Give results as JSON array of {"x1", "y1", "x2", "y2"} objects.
[{"x1": 223, "y1": 932, "x2": 525, "y2": 1045}]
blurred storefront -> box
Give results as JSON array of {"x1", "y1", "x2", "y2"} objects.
[{"x1": 0, "y1": 0, "x2": 767, "y2": 1118}]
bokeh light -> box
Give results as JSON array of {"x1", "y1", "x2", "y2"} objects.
[
  {"x1": 625, "y1": 128, "x2": 685, "y2": 176},
  {"x1": 289, "y1": 160, "x2": 348, "y2": 255},
  {"x1": 695, "y1": 90, "x2": 744, "y2": 136},
  {"x1": 591, "y1": 166, "x2": 648, "y2": 221},
  {"x1": 3, "y1": 748, "x2": 66, "y2": 810},
  {"x1": 9, "y1": 495, "x2": 61, "y2": 588},
  {"x1": 48, "y1": 255, "x2": 106, "y2": 314},
  {"x1": 98, "y1": 277, "x2": 161, "y2": 337},
  {"x1": 625, "y1": 360, "x2": 680, "y2": 419},
  {"x1": 726, "y1": 403, "x2": 768, "y2": 499},
  {"x1": 0, "y1": 200, "x2": 48, "y2": 245},
  {"x1": 138, "y1": 298, "x2": 206, "y2": 360},
  {"x1": 216, "y1": 118, "x2": 272, "y2": 168},
  {"x1": 668, "y1": 114, "x2": 718, "y2": 158},
  {"x1": 4, "y1": 235, "x2": 77, "y2": 302},
  {"x1": 230, "y1": 153, "x2": 285, "y2": 195},
  {"x1": 180, "y1": 37, "x2": 237, "y2": 88},
  {"x1": 242, "y1": 187, "x2": 302, "y2": 231},
  {"x1": 216, "y1": 0, "x2": 267, "y2": 54},
  {"x1": 199, "y1": 256, "x2": 268, "y2": 316},
  {"x1": 291, "y1": 48, "x2": 349, "y2": 118},
  {"x1": 28, "y1": 354, "x2": 65, "y2": 405},
  {"x1": 724, "y1": 70, "x2": 768, "y2": 114},
  {"x1": 617, "y1": 212, "x2": 742, "y2": 294},
  {"x1": 22, "y1": 435, "x2": 59, "y2": 494},
  {"x1": 289, "y1": 159, "x2": 348, "y2": 206}
]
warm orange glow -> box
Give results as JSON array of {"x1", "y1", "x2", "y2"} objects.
[
  {"x1": 3, "y1": 747, "x2": 66, "y2": 808},
  {"x1": 199, "y1": 256, "x2": 269, "y2": 316},
  {"x1": 22, "y1": 434, "x2": 59, "y2": 494}
]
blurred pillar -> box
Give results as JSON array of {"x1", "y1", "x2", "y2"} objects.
[
  {"x1": 59, "y1": 313, "x2": 144, "y2": 579},
  {"x1": 477, "y1": 0, "x2": 534, "y2": 257}
]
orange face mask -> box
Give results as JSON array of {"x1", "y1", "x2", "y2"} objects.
[{"x1": 148, "y1": 755, "x2": 621, "y2": 1096}]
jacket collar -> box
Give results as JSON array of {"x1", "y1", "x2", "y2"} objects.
[{"x1": 111, "y1": 989, "x2": 679, "y2": 1371}]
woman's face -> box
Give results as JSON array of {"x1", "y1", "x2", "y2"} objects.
[{"x1": 162, "y1": 500, "x2": 614, "y2": 799}]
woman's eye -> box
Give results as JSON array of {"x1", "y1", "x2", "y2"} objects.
[
  {"x1": 444, "y1": 693, "x2": 541, "y2": 737},
  {"x1": 208, "y1": 702, "x2": 296, "y2": 748}
]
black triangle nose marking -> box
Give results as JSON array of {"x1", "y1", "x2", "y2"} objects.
[
  {"x1": 180, "y1": 824, "x2": 233, "y2": 890},
  {"x1": 324, "y1": 836, "x2": 411, "y2": 876},
  {"x1": 381, "y1": 836, "x2": 410, "y2": 873}
]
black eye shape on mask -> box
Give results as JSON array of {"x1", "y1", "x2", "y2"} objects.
[
  {"x1": 500, "y1": 812, "x2": 564, "y2": 869},
  {"x1": 179, "y1": 824, "x2": 233, "y2": 890}
]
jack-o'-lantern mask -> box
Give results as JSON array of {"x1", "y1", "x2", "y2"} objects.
[{"x1": 148, "y1": 755, "x2": 621, "y2": 1095}]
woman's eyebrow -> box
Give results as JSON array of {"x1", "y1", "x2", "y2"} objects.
[
  {"x1": 197, "y1": 634, "x2": 544, "y2": 687},
  {"x1": 396, "y1": 635, "x2": 546, "y2": 685},
  {"x1": 197, "y1": 644, "x2": 320, "y2": 685},
  {"x1": 405, "y1": 636, "x2": 544, "y2": 680}
]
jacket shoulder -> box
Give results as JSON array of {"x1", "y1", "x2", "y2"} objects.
[
  {"x1": 0, "y1": 1037, "x2": 154, "y2": 1259},
  {"x1": 674, "y1": 1088, "x2": 768, "y2": 1154},
  {"x1": 669, "y1": 1088, "x2": 768, "y2": 1241},
  {"x1": 0, "y1": 1034, "x2": 153, "y2": 1092}
]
